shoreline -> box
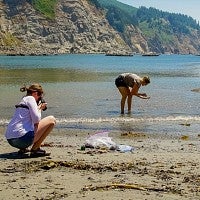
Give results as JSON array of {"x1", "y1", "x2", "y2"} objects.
[{"x1": 1, "y1": 127, "x2": 200, "y2": 199}]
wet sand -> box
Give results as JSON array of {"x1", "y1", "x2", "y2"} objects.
[{"x1": 0, "y1": 127, "x2": 200, "y2": 200}]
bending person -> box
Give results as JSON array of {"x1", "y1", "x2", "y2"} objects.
[
  {"x1": 5, "y1": 83, "x2": 56, "y2": 157},
  {"x1": 115, "y1": 73, "x2": 150, "y2": 114}
]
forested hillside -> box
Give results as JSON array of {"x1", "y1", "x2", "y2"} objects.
[{"x1": 93, "y1": 0, "x2": 200, "y2": 54}]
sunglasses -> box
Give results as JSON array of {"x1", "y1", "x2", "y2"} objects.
[
  {"x1": 32, "y1": 90, "x2": 42, "y2": 97},
  {"x1": 37, "y1": 91, "x2": 43, "y2": 96}
]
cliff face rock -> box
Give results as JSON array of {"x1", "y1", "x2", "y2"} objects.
[
  {"x1": 123, "y1": 25, "x2": 149, "y2": 53},
  {"x1": 0, "y1": 0, "x2": 199, "y2": 55},
  {"x1": 146, "y1": 30, "x2": 200, "y2": 54},
  {"x1": 0, "y1": 0, "x2": 131, "y2": 55}
]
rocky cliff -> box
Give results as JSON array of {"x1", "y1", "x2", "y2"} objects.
[
  {"x1": 0, "y1": 0, "x2": 132, "y2": 55},
  {"x1": 0, "y1": 0, "x2": 199, "y2": 55}
]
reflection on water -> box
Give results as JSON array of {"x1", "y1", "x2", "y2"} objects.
[{"x1": 0, "y1": 68, "x2": 111, "y2": 84}]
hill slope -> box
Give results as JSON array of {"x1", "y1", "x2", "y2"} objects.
[
  {"x1": 0, "y1": 0, "x2": 200, "y2": 55},
  {"x1": 96, "y1": 0, "x2": 200, "y2": 54}
]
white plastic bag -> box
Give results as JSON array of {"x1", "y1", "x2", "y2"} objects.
[
  {"x1": 85, "y1": 131, "x2": 117, "y2": 150},
  {"x1": 117, "y1": 144, "x2": 134, "y2": 152}
]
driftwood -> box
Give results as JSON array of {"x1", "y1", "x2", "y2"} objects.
[{"x1": 82, "y1": 183, "x2": 169, "y2": 192}]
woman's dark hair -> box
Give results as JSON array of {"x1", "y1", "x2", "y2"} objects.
[{"x1": 20, "y1": 83, "x2": 44, "y2": 95}]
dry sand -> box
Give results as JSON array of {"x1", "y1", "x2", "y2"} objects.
[{"x1": 0, "y1": 127, "x2": 200, "y2": 200}]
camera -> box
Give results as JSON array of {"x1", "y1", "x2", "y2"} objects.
[{"x1": 38, "y1": 97, "x2": 47, "y2": 111}]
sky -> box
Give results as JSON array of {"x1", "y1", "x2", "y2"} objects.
[{"x1": 118, "y1": 0, "x2": 200, "y2": 23}]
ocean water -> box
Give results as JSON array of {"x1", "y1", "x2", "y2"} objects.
[{"x1": 0, "y1": 54, "x2": 200, "y2": 137}]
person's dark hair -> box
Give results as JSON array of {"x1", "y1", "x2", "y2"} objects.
[
  {"x1": 143, "y1": 76, "x2": 150, "y2": 84},
  {"x1": 20, "y1": 83, "x2": 44, "y2": 96}
]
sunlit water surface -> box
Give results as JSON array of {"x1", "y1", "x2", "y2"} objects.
[{"x1": 0, "y1": 54, "x2": 200, "y2": 137}]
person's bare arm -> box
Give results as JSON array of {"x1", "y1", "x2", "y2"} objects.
[{"x1": 131, "y1": 84, "x2": 150, "y2": 99}]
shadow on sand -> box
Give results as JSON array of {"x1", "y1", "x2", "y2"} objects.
[{"x1": 0, "y1": 152, "x2": 30, "y2": 159}]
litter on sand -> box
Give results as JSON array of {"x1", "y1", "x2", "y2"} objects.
[{"x1": 84, "y1": 131, "x2": 134, "y2": 152}]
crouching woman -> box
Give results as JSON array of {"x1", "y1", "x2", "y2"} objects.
[{"x1": 5, "y1": 83, "x2": 56, "y2": 157}]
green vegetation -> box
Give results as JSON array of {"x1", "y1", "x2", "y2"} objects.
[
  {"x1": 1, "y1": 32, "x2": 22, "y2": 46},
  {"x1": 32, "y1": 0, "x2": 57, "y2": 19},
  {"x1": 136, "y1": 6, "x2": 200, "y2": 35},
  {"x1": 97, "y1": 0, "x2": 137, "y2": 15},
  {"x1": 92, "y1": 0, "x2": 137, "y2": 32},
  {"x1": 89, "y1": 0, "x2": 101, "y2": 9},
  {"x1": 31, "y1": 0, "x2": 199, "y2": 37},
  {"x1": 90, "y1": 0, "x2": 200, "y2": 52},
  {"x1": 27, "y1": 0, "x2": 200, "y2": 53},
  {"x1": 94, "y1": 0, "x2": 200, "y2": 35}
]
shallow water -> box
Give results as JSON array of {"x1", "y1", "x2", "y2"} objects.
[{"x1": 0, "y1": 54, "x2": 200, "y2": 136}]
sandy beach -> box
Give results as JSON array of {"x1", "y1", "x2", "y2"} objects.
[{"x1": 0, "y1": 127, "x2": 200, "y2": 200}]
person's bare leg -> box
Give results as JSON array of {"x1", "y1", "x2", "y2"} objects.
[
  {"x1": 127, "y1": 94, "x2": 132, "y2": 113},
  {"x1": 121, "y1": 95, "x2": 127, "y2": 114},
  {"x1": 117, "y1": 87, "x2": 130, "y2": 114},
  {"x1": 31, "y1": 116, "x2": 56, "y2": 150}
]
